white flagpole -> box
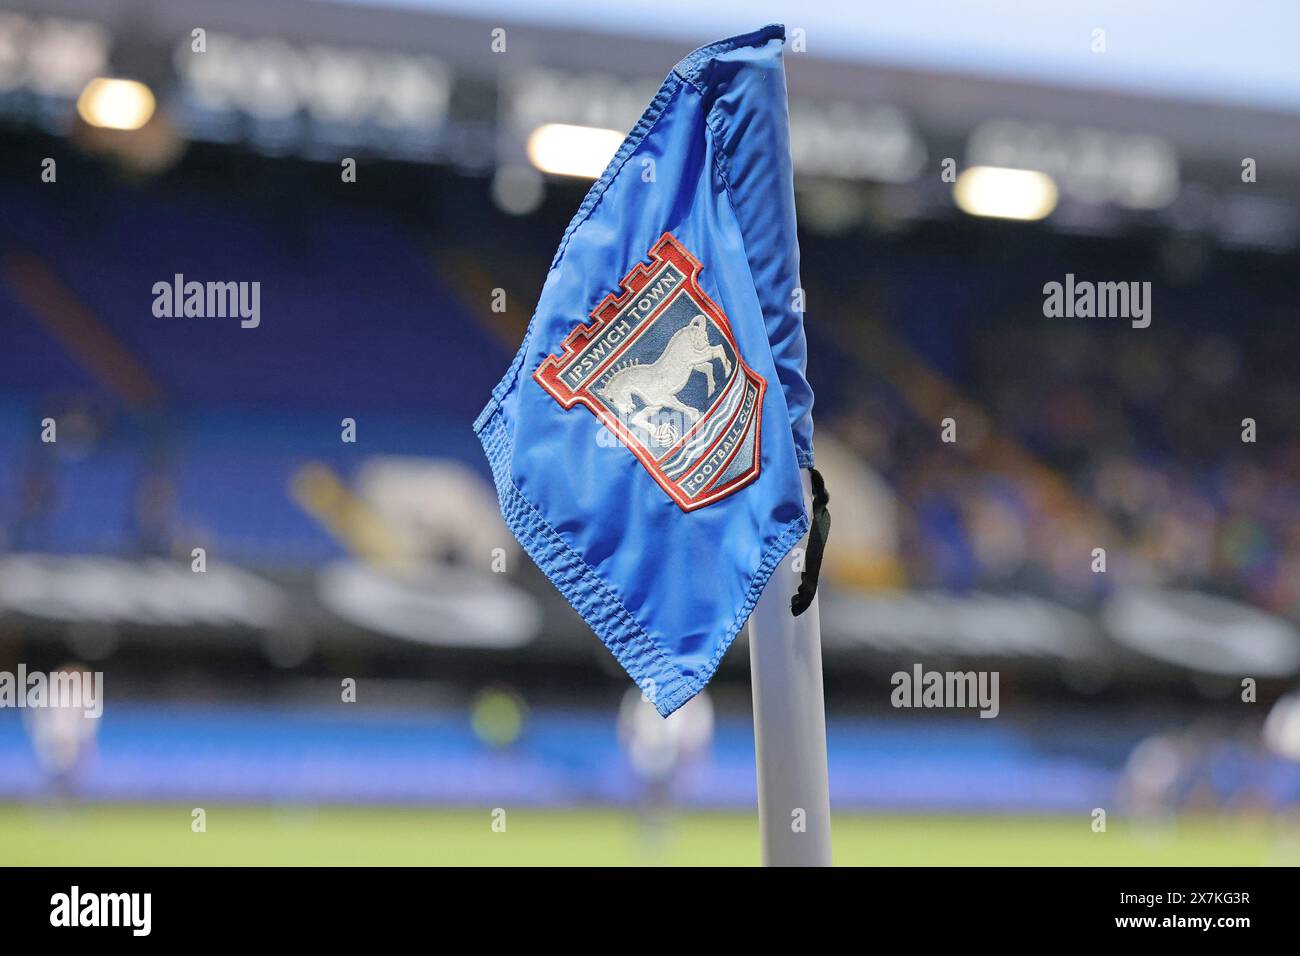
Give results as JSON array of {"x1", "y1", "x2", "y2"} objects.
[{"x1": 748, "y1": 469, "x2": 832, "y2": 866}]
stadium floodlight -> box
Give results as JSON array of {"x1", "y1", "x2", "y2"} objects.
[
  {"x1": 953, "y1": 165, "x2": 1058, "y2": 221},
  {"x1": 526, "y1": 123, "x2": 625, "y2": 179},
  {"x1": 76, "y1": 76, "x2": 155, "y2": 130}
]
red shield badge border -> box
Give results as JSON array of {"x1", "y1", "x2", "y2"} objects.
[{"x1": 534, "y1": 232, "x2": 766, "y2": 511}]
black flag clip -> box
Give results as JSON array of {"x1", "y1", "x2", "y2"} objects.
[{"x1": 790, "y1": 467, "x2": 830, "y2": 616}]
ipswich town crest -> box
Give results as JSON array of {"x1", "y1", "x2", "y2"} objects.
[{"x1": 535, "y1": 232, "x2": 767, "y2": 511}]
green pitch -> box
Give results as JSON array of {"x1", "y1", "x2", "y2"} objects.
[{"x1": 0, "y1": 804, "x2": 1289, "y2": 866}]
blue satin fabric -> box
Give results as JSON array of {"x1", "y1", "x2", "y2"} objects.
[{"x1": 475, "y1": 24, "x2": 814, "y2": 715}]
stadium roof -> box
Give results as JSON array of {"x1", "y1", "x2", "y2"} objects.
[{"x1": 330, "y1": 0, "x2": 1300, "y2": 113}]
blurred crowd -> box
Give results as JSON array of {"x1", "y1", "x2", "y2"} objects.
[{"x1": 828, "y1": 298, "x2": 1300, "y2": 620}]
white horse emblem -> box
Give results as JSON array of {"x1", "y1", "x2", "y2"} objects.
[{"x1": 596, "y1": 315, "x2": 732, "y2": 435}]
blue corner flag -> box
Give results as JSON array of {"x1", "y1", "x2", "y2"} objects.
[{"x1": 475, "y1": 24, "x2": 814, "y2": 716}]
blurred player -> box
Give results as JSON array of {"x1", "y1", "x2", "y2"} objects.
[
  {"x1": 1263, "y1": 688, "x2": 1300, "y2": 763},
  {"x1": 617, "y1": 686, "x2": 714, "y2": 850},
  {"x1": 21, "y1": 662, "x2": 101, "y2": 798},
  {"x1": 1263, "y1": 688, "x2": 1300, "y2": 855}
]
